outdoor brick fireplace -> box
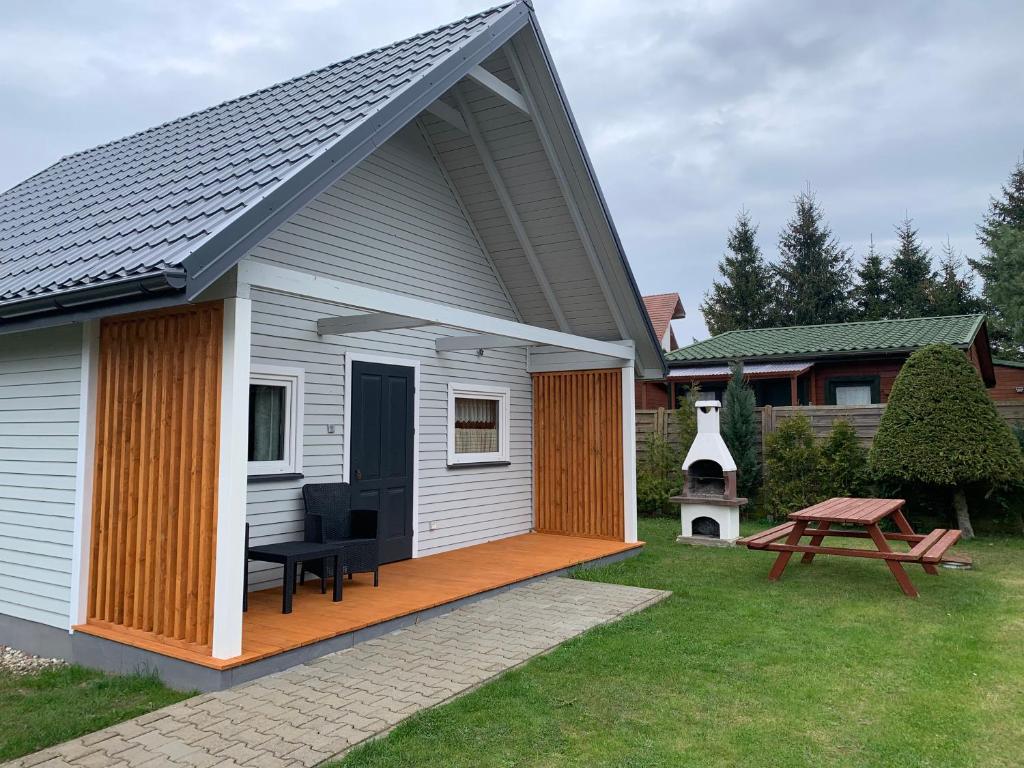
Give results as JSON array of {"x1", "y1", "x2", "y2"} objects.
[{"x1": 671, "y1": 400, "x2": 745, "y2": 545}]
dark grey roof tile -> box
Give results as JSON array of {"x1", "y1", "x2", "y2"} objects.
[{"x1": 0, "y1": 3, "x2": 517, "y2": 303}]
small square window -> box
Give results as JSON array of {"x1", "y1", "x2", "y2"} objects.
[
  {"x1": 834, "y1": 384, "x2": 873, "y2": 406},
  {"x1": 248, "y1": 367, "x2": 304, "y2": 476},
  {"x1": 447, "y1": 383, "x2": 510, "y2": 466}
]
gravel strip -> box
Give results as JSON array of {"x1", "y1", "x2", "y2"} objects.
[{"x1": 0, "y1": 645, "x2": 67, "y2": 676}]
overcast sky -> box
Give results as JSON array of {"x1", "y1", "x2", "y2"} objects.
[{"x1": 2, "y1": 0, "x2": 1023, "y2": 341}]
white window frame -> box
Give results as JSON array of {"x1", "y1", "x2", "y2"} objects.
[
  {"x1": 447, "y1": 382, "x2": 511, "y2": 466},
  {"x1": 247, "y1": 365, "x2": 304, "y2": 476}
]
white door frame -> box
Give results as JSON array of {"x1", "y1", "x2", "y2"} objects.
[{"x1": 342, "y1": 351, "x2": 421, "y2": 558}]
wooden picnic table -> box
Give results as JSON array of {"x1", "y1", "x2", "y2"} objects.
[{"x1": 737, "y1": 497, "x2": 964, "y2": 597}]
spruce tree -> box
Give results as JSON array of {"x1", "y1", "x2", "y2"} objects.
[
  {"x1": 700, "y1": 210, "x2": 776, "y2": 335},
  {"x1": 774, "y1": 190, "x2": 853, "y2": 326},
  {"x1": 976, "y1": 157, "x2": 1024, "y2": 253},
  {"x1": 721, "y1": 362, "x2": 759, "y2": 500},
  {"x1": 971, "y1": 157, "x2": 1024, "y2": 359},
  {"x1": 931, "y1": 238, "x2": 982, "y2": 317},
  {"x1": 978, "y1": 226, "x2": 1024, "y2": 359},
  {"x1": 852, "y1": 236, "x2": 891, "y2": 320},
  {"x1": 887, "y1": 217, "x2": 935, "y2": 318}
]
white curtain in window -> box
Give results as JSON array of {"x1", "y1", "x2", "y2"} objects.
[
  {"x1": 454, "y1": 397, "x2": 498, "y2": 454},
  {"x1": 249, "y1": 384, "x2": 286, "y2": 461},
  {"x1": 835, "y1": 384, "x2": 872, "y2": 406}
]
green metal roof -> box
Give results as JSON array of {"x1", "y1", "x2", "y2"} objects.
[
  {"x1": 994, "y1": 358, "x2": 1024, "y2": 368},
  {"x1": 667, "y1": 315, "x2": 986, "y2": 364}
]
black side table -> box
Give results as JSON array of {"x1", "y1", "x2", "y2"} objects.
[{"x1": 246, "y1": 541, "x2": 347, "y2": 614}]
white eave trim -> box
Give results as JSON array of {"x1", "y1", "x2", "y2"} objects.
[{"x1": 237, "y1": 261, "x2": 634, "y2": 361}]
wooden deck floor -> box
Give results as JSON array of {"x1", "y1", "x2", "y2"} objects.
[{"x1": 76, "y1": 533, "x2": 641, "y2": 670}]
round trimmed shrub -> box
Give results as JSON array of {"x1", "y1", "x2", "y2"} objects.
[{"x1": 869, "y1": 343, "x2": 1024, "y2": 536}]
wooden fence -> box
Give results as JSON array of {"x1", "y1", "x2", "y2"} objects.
[{"x1": 637, "y1": 402, "x2": 1024, "y2": 463}]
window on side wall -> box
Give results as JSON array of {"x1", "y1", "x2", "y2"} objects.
[
  {"x1": 826, "y1": 376, "x2": 880, "y2": 406},
  {"x1": 447, "y1": 383, "x2": 510, "y2": 466},
  {"x1": 248, "y1": 366, "x2": 304, "y2": 476}
]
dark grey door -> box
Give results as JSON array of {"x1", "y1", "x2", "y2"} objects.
[{"x1": 349, "y1": 361, "x2": 415, "y2": 563}]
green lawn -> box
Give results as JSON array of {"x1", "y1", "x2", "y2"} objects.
[
  {"x1": 336, "y1": 517, "x2": 1024, "y2": 768},
  {"x1": 0, "y1": 665, "x2": 190, "y2": 761}
]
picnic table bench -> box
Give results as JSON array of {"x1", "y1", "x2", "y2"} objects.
[{"x1": 737, "y1": 498, "x2": 966, "y2": 597}]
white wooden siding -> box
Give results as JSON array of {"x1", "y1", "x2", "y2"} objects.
[
  {"x1": 243, "y1": 124, "x2": 534, "y2": 590},
  {"x1": 0, "y1": 325, "x2": 81, "y2": 628}
]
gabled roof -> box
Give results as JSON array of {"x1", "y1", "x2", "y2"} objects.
[
  {"x1": 0, "y1": 1, "x2": 665, "y2": 373},
  {"x1": 0, "y1": 2, "x2": 524, "y2": 315},
  {"x1": 642, "y1": 293, "x2": 685, "y2": 342},
  {"x1": 667, "y1": 315, "x2": 988, "y2": 363}
]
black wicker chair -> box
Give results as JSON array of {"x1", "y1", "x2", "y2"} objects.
[{"x1": 300, "y1": 482, "x2": 381, "y2": 588}]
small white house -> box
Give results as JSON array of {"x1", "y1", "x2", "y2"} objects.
[{"x1": 0, "y1": 2, "x2": 664, "y2": 689}]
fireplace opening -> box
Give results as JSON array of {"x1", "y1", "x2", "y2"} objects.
[
  {"x1": 687, "y1": 460, "x2": 725, "y2": 498},
  {"x1": 692, "y1": 516, "x2": 720, "y2": 538}
]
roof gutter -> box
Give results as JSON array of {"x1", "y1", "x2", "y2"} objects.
[{"x1": 0, "y1": 269, "x2": 187, "y2": 321}]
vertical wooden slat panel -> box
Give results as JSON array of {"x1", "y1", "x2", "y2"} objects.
[
  {"x1": 532, "y1": 369, "x2": 625, "y2": 540},
  {"x1": 88, "y1": 302, "x2": 223, "y2": 652}
]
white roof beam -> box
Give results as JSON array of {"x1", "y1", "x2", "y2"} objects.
[
  {"x1": 316, "y1": 312, "x2": 433, "y2": 336},
  {"x1": 424, "y1": 100, "x2": 467, "y2": 133},
  {"x1": 436, "y1": 334, "x2": 539, "y2": 352},
  {"x1": 466, "y1": 65, "x2": 529, "y2": 114},
  {"x1": 236, "y1": 261, "x2": 632, "y2": 360},
  {"x1": 506, "y1": 43, "x2": 631, "y2": 340},
  {"x1": 452, "y1": 85, "x2": 571, "y2": 333}
]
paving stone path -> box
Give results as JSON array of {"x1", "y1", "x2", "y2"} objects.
[{"x1": 6, "y1": 578, "x2": 669, "y2": 768}]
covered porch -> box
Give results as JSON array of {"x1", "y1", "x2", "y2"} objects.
[
  {"x1": 77, "y1": 532, "x2": 640, "y2": 671},
  {"x1": 69, "y1": 263, "x2": 642, "y2": 676}
]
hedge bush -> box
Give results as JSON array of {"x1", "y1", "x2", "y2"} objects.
[
  {"x1": 820, "y1": 419, "x2": 869, "y2": 498},
  {"x1": 762, "y1": 415, "x2": 823, "y2": 519},
  {"x1": 637, "y1": 431, "x2": 681, "y2": 515}
]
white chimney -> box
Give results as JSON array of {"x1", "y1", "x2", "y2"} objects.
[{"x1": 682, "y1": 401, "x2": 736, "y2": 472}]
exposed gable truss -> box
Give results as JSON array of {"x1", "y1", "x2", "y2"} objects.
[
  {"x1": 466, "y1": 65, "x2": 530, "y2": 114},
  {"x1": 451, "y1": 84, "x2": 571, "y2": 333}
]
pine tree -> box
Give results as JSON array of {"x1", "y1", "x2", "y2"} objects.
[
  {"x1": 852, "y1": 236, "x2": 891, "y2": 320},
  {"x1": 931, "y1": 238, "x2": 982, "y2": 316},
  {"x1": 971, "y1": 157, "x2": 1024, "y2": 359},
  {"x1": 887, "y1": 217, "x2": 935, "y2": 318},
  {"x1": 721, "y1": 362, "x2": 759, "y2": 500},
  {"x1": 774, "y1": 190, "x2": 853, "y2": 326},
  {"x1": 700, "y1": 210, "x2": 777, "y2": 335}
]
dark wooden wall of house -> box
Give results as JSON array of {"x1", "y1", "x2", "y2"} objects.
[
  {"x1": 810, "y1": 358, "x2": 906, "y2": 404},
  {"x1": 991, "y1": 364, "x2": 1024, "y2": 400},
  {"x1": 635, "y1": 380, "x2": 670, "y2": 409}
]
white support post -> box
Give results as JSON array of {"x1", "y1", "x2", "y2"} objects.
[
  {"x1": 211, "y1": 297, "x2": 251, "y2": 659},
  {"x1": 69, "y1": 320, "x2": 100, "y2": 630},
  {"x1": 621, "y1": 364, "x2": 638, "y2": 544}
]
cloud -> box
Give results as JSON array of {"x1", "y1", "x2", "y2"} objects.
[{"x1": 2, "y1": 0, "x2": 1022, "y2": 341}]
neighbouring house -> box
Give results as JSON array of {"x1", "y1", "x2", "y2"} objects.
[
  {"x1": 661, "y1": 315, "x2": 999, "y2": 408},
  {"x1": 992, "y1": 358, "x2": 1024, "y2": 399},
  {"x1": 635, "y1": 293, "x2": 685, "y2": 408},
  {"x1": 0, "y1": 2, "x2": 665, "y2": 690}
]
